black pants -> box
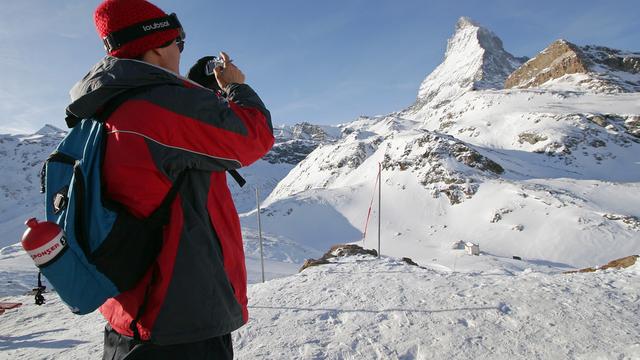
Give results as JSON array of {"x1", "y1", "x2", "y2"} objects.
[{"x1": 102, "y1": 324, "x2": 233, "y2": 360}]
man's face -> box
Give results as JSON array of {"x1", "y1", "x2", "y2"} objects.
[{"x1": 159, "y1": 39, "x2": 181, "y2": 74}]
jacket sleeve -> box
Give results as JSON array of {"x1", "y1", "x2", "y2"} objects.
[{"x1": 105, "y1": 83, "x2": 275, "y2": 173}]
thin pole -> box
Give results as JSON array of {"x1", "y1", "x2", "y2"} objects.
[
  {"x1": 378, "y1": 162, "x2": 381, "y2": 258},
  {"x1": 256, "y1": 187, "x2": 265, "y2": 283}
]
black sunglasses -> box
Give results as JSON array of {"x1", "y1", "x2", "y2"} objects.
[
  {"x1": 160, "y1": 30, "x2": 185, "y2": 53},
  {"x1": 175, "y1": 36, "x2": 185, "y2": 53}
]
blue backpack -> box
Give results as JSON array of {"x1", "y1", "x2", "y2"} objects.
[{"x1": 38, "y1": 95, "x2": 185, "y2": 315}]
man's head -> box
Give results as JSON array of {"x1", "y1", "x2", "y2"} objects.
[{"x1": 94, "y1": 0, "x2": 184, "y2": 73}]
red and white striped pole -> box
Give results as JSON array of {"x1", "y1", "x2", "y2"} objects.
[{"x1": 377, "y1": 162, "x2": 381, "y2": 258}]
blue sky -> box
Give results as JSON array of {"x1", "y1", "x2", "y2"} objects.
[{"x1": 0, "y1": 0, "x2": 638, "y2": 133}]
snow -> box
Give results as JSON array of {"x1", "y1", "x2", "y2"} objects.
[
  {"x1": 228, "y1": 159, "x2": 295, "y2": 213},
  {"x1": 1, "y1": 15, "x2": 639, "y2": 359},
  {"x1": 261, "y1": 87, "x2": 640, "y2": 269},
  {"x1": 1, "y1": 255, "x2": 639, "y2": 359},
  {"x1": 416, "y1": 17, "x2": 526, "y2": 107}
]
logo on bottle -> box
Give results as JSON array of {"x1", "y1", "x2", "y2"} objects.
[{"x1": 27, "y1": 233, "x2": 67, "y2": 267}]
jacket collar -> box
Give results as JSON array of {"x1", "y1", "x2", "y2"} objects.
[{"x1": 65, "y1": 56, "x2": 186, "y2": 127}]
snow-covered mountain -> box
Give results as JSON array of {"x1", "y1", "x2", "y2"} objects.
[
  {"x1": 2, "y1": 17, "x2": 637, "y2": 271},
  {"x1": 505, "y1": 39, "x2": 640, "y2": 93},
  {"x1": 249, "y1": 17, "x2": 640, "y2": 270},
  {"x1": 1, "y1": 15, "x2": 640, "y2": 359},
  {"x1": 0, "y1": 121, "x2": 339, "y2": 248},
  {"x1": 228, "y1": 122, "x2": 340, "y2": 212},
  {"x1": 416, "y1": 17, "x2": 528, "y2": 108},
  {"x1": 0, "y1": 125, "x2": 65, "y2": 249}
]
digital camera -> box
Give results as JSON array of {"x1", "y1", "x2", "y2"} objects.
[{"x1": 204, "y1": 57, "x2": 225, "y2": 76}]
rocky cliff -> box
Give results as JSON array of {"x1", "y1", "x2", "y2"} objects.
[{"x1": 505, "y1": 39, "x2": 640, "y2": 92}]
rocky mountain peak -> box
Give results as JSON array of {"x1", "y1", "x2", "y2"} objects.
[
  {"x1": 416, "y1": 17, "x2": 526, "y2": 107},
  {"x1": 35, "y1": 124, "x2": 65, "y2": 135},
  {"x1": 505, "y1": 39, "x2": 640, "y2": 92},
  {"x1": 263, "y1": 123, "x2": 341, "y2": 165},
  {"x1": 505, "y1": 39, "x2": 589, "y2": 90},
  {"x1": 455, "y1": 16, "x2": 478, "y2": 31}
]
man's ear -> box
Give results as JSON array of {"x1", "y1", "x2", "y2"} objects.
[
  {"x1": 140, "y1": 48, "x2": 160, "y2": 63},
  {"x1": 150, "y1": 47, "x2": 164, "y2": 57}
]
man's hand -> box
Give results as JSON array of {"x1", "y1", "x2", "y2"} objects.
[
  {"x1": 187, "y1": 56, "x2": 221, "y2": 92},
  {"x1": 214, "y1": 51, "x2": 245, "y2": 89}
]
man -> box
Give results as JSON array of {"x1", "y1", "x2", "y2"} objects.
[{"x1": 66, "y1": 0, "x2": 274, "y2": 358}]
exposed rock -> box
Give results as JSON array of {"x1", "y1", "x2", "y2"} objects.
[
  {"x1": 452, "y1": 143, "x2": 504, "y2": 175},
  {"x1": 589, "y1": 139, "x2": 606, "y2": 148},
  {"x1": 623, "y1": 115, "x2": 640, "y2": 138},
  {"x1": 264, "y1": 123, "x2": 340, "y2": 165},
  {"x1": 506, "y1": 40, "x2": 640, "y2": 92},
  {"x1": 491, "y1": 208, "x2": 513, "y2": 223},
  {"x1": 583, "y1": 45, "x2": 640, "y2": 74},
  {"x1": 290, "y1": 122, "x2": 334, "y2": 142},
  {"x1": 512, "y1": 224, "x2": 524, "y2": 232},
  {"x1": 316, "y1": 141, "x2": 376, "y2": 171},
  {"x1": 382, "y1": 132, "x2": 503, "y2": 205},
  {"x1": 505, "y1": 40, "x2": 589, "y2": 89},
  {"x1": 263, "y1": 140, "x2": 320, "y2": 165},
  {"x1": 565, "y1": 255, "x2": 638, "y2": 274},
  {"x1": 299, "y1": 244, "x2": 378, "y2": 272},
  {"x1": 518, "y1": 132, "x2": 548, "y2": 145},
  {"x1": 299, "y1": 258, "x2": 331, "y2": 272},
  {"x1": 329, "y1": 244, "x2": 378, "y2": 258},
  {"x1": 587, "y1": 114, "x2": 608, "y2": 127},
  {"x1": 603, "y1": 214, "x2": 640, "y2": 231},
  {"x1": 402, "y1": 257, "x2": 420, "y2": 267}
]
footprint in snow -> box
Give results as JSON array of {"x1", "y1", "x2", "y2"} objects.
[{"x1": 498, "y1": 302, "x2": 511, "y2": 315}]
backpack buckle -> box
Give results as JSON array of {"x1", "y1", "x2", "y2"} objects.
[{"x1": 53, "y1": 187, "x2": 69, "y2": 214}]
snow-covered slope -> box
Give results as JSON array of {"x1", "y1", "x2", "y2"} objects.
[
  {"x1": 1, "y1": 15, "x2": 639, "y2": 359},
  {"x1": 0, "y1": 121, "x2": 339, "y2": 245},
  {"x1": 1, "y1": 254, "x2": 638, "y2": 359},
  {"x1": 256, "y1": 17, "x2": 640, "y2": 270},
  {"x1": 229, "y1": 122, "x2": 340, "y2": 212},
  {"x1": 0, "y1": 120, "x2": 339, "y2": 295},
  {"x1": 0, "y1": 126, "x2": 64, "y2": 249}
]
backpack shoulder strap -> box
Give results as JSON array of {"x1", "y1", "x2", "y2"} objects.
[{"x1": 95, "y1": 85, "x2": 162, "y2": 123}]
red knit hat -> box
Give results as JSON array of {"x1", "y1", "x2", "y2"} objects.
[{"x1": 94, "y1": 0, "x2": 181, "y2": 59}]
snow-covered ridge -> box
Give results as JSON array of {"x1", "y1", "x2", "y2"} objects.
[
  {"x1": 0, "y1": 126, "x2": 65, "y2": 249},
  {"x1": 34, "y1": 124, "x2": 65, "y2": 136},
  {"x1": 262, "y1": 122, "x2": 340, "y2": 165},
  {"x1": 506, "y1": 39, "x2": 640, "y2": 93},
  {"x1": 416, "y1": 16, "x2": 527, "y2": 107},
  {"x1": 259, "y1": 17, "x2": 640, "y2": 269},
  {"x1": 228, "y1": 122, "x2": 341, "y2": 212},
  {"x1": 0, "y1": 121, "x2": 337, "y2": 242}
]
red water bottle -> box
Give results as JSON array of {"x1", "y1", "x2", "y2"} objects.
[{"x1": 21, "y1": 218, "x2": 67, "y2": 267}]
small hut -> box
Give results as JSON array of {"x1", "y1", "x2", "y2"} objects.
[{"x1": 465, "y1": 242, "x2": 479, "y2": 256}]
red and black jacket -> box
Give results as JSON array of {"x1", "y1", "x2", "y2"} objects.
[{"x1": 66, "y1": 56, "x2": 274, "y2": 345}]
